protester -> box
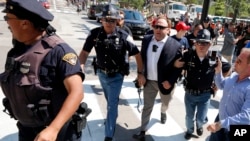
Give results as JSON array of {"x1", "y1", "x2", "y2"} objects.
[{"x1": 207, "y1": 48, "x2": 250, "y2": 141}]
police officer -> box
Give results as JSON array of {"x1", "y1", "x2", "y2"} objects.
[
  {"x1": 202, "y1": 17, "x2": 216, "y2": 43},
  {"x1": 175, "y1": 29, "x2": 230, "y2": 140},
  {"x1": 79, "y1": 4, "x2": 145, "y2": 141},
  {"x1": 0, "y1": 0, "x2": 85, "y2": 141}
]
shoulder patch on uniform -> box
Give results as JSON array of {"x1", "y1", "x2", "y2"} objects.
[
  {"x1": 126, "y1": 35, "x2": 135, "y2": 45},
  {"x1": 62, "y1": 53, "x2": 77, "y2": 65}
]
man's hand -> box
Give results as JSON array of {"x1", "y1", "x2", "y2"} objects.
[
  {"x1": 162, "y1": 81, "x2": 171, "y2": 90},
  {"x1": 207, "y1": 122, "x2": 222, "y2": 133},
  {"x1": 174, "y1": 58, "x2": 185, "y2": 68},
  {"x1": 214, "y1": 57, "x2": 222, "y2": 74},
  {"x1": 34, "y1": 126, "x2": 59, "y2": 141},
  {"x1": 137, "y1": 74, "x2": 146, "y2": 87}
]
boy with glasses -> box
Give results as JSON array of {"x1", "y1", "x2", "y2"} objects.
[{"x1": 117, "y1": 10, "x2": 132, "y2": 36}]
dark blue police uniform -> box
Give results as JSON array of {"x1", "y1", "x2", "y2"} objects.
[
  {"x1": 0, "y1": 0, "x2": 85, "y2": 140},
  {"x1": 82, "y1": 5, "x2": 140, "y2": 140},
  {"x1": 84, "y1": 26, "x2": 139, "y2": 74}
]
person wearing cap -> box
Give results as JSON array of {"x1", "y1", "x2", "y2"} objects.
[
  {"x1": 117, "y1": 10, "x2": 132, "y2": 36},
  {"x1": 0, "y1": 0, "x2": 85, "y2": 141},
  {"x1": 172, "y1": 21, "x2": 190, "y2": 49},
  {"x1": 133, "y1": 16, "x2": 183, "y2": 141},
  {"x1": 207, "y1": 48, "x2": 250, "y2": 141},
  {"x1": 79, "y1": 4, "x2": 145, "y2": 141},
  {"x1": 174, "y1": 29, "x2": 231, "y2": 140},
  {"x1": 202, "y1": 17, "x2": 216, "y2": 43}
]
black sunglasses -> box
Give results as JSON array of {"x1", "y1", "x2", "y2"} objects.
[
  {"x1": 3, "y1": 16, "x2": 19, "y2": 21},
  {"x1": 196, "y1": 41, "x2": 210, "y2": 46},
  {"x1": 153, "y1": 25, "x2": 168, "y2": 30},
  {"x1": 103, "y1": 19, "x2": 116, "y2": 24}
]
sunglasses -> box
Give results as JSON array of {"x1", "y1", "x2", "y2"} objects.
[
  {"x1": 3, "y1": 16, "x2": 19, "y2": 21},
  {"x1": 103, "y1": 19, "x2": 116, "y2": 24},
  {"x1": 196, "y1": 41, "x2": 210, "y2": 46},
  {"x1": 153, "y1": 25, "x2": 168, "y2": 30}
]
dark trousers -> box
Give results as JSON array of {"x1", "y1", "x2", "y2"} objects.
[
  {"x1": 209, "y1": 114, "x2": 229, "y2": 141},
  {"x1": 17, "y1": 121, "x2": 81, "y2": 141}
]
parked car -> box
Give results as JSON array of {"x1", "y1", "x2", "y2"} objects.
[
  {"x1": 38, "y1": 0, "x2": 50, "y2": 9},
  {"x1": 87, "y1": 4, "x2": 104, "y2": 20},
  {"x1": 123, "y1": 9, "x2": 150, "y2": 37}
]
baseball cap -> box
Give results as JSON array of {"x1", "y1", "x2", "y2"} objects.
[
  {"x1": 176, "y1": 21, "x2": 190, "y2": 32},
  {"x1": 203, "y1": 17, "x2": 210, "y2": 22}
]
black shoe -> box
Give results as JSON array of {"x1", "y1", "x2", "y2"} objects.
[
  {"x1": 184, "y1": 132, "x2": 192, "y2": 140},
  {"x1": 197, "y1": 127, "x2": 203, "y2": 136},
  {"x1": 133, "y1": 131, "x2": 145, "y2": 141},
  {"x1": 104, "y1": 137, "x2": 112, "y2": 141},
  {"x1": 161, "y1": 113, "x2": 167, "y2": 124}
]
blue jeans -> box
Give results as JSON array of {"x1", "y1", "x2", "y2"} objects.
[
  {"x1": 184, "y1": 92, "x2": 211, "y2": 134},
  {"x1": 97, "y1": 69, "x2": 124, "y2": 138}
]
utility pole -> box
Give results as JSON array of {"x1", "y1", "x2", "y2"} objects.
[{"x1": 200, "y1": 0, "x2": 210, "y2": 22}]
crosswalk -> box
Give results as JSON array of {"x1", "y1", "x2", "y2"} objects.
[
  {"x1": 82, "y1": 79, "x2": 223, "y2": 141},
  {"x1": 0, "y1": 79, "x2": 223, "y2": 141},
  {"x1": 48, "y1": 0, "x2": 83, "y2": 14}
]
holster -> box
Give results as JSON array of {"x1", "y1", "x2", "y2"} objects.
[
  {"x1": 2, "y1": 98, "x2": 16, "y2": 119},
  {"x1": 71, "y1": 102, "x2": 92, "y2": 133}
]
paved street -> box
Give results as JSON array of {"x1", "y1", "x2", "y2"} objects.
[{"x1": 0, "y1": 1, "x2": 226, "y2": 141}]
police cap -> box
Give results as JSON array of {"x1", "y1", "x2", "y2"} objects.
[
  {"x1": 194, "y1": 29, "x2": 211, "y2": 42},
  {"x1": 203, "y1": 17, "x2": 210, "y2": 23},
  {"x1": 2, "y1": 0, "x2": 54, "y2": 22},
  {"x1": 101, "y1": 4, "x2": 120, "y2": 19}
]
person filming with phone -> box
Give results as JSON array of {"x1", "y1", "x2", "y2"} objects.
[{"x1": 174, "y1": 29, "x2": 231, "y2": 140}]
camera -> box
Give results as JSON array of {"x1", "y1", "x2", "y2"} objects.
[
  {"x1": 152, "y1": 45, "x2": 158, "y2": 52},
  {"x1": 209, "y1": 50, "x2": 218, "y2": 66}
]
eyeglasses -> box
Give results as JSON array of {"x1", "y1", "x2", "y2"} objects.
[
  {"x1": 3, "y1": 16, "x2": 19, "y2": 21},
  {"x1": 153, "y1": 25, "x2": 168, "y2": 30},
  {"x1": 103, "y1": 19, "x2": 116, "y2": 24},
  {"x1": 196, "y1": 41, "x2": 210, "y2": 46}
]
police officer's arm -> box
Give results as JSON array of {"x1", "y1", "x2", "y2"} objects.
[
  {"x1": 36, "y1": 75, "x2": 84, "y2": 140},
  {"x1": 78, "y1": 29, "x2": 96, "y2": 71},
  {"x1": 79, "y1": 50, "x2": 90, "y2": 71}
]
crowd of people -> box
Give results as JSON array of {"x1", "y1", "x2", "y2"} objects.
[{"x1": 1, "y1": 1, "x2": 250, "y2": 141}]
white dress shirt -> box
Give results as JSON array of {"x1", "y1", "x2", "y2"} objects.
[{"x1": 147, "y1": 36, "x2": 168, "y2": 81}]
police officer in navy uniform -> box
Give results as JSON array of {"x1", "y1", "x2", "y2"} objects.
[
  {"x1": 174, "y1": 29, "x2": 231, "y2": 140},
  {"x1": 0, "y1": 0, "x2": 85, "y2": 141},
  {"x1": 79, "y1": 4, "x2": 145, "y2": 141}
]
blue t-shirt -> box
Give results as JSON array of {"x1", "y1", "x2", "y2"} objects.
[{"x1": 171, "y1": 35, "x2": 190, "y2": 49}]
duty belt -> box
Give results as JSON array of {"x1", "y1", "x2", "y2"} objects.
[
  {"x1": 97, "y1": 67, "x2": 119, "y2": 75},
  {"x1": 185, "y1": 88, "x2": 211, "y2": 96}
]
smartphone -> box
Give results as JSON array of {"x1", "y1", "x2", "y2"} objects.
[{"x1": 209, "y1": 50, "x2": 218, "y2": 66}]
